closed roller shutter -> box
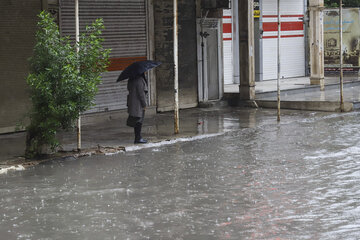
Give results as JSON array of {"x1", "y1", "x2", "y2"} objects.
[
  {"x1": 261, "y1": 0, "x2": 305, "y2": 80},
  {"x1": 223, "y1": 9, "x2": 233, "y2": 85},
  {"x1": 60, "y1": 0, "x2": 147, "y2": 113}
]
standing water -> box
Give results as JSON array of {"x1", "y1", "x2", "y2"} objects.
[{"x1": 1, "y1": 110, "x2": 360, "y2": 239}]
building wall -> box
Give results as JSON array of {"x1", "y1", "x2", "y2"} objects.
[
  {"x1": 0, "y1": 0, "x2": 200, "y2": 133},
  {"x1": 0, "y1": 0, "x2": 41, "y2": 133},
  {"x1": 154, "y1": 0, "x2": 198, "y2": 112}
]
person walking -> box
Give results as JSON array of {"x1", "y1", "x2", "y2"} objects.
[{"x1": 127, "y1": 73, "x2": 148, "y2": 144}]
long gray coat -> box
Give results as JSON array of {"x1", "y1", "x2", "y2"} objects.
[{"x1": 127, "y1": 75, "x2": 148, "y2": 117}]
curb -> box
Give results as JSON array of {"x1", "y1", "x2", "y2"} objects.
[{"x1": 0, "y1": 132, "x2": 226, "y2": 175}]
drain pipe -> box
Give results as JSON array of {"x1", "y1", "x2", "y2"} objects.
[
  {"x1": 339, "y1": 0, "x2": 344, "y2": 112},
  {"x1": 75, "y1": 0, "x2": 81, "y2": 150},
  {"x1": 173, "y1": 0, "x2": 179, "y2": 134},
  {"x1": 200, "y1": 10, "x2": 209, "y2": 102},
  {"x1": 277, "y1": 0, "x2": 281, "y2": 121}
]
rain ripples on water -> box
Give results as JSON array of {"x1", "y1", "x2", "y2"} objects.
[{"x1": 1, "y1": 111, "x2": 360, "y2": 239}]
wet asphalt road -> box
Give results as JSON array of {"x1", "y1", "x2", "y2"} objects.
[{"x1": 1, "y1": 109, "x2": 360, "y2": 239}]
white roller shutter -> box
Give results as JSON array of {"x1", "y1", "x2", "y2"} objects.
[
  {"x1": 60, "y1": 0, "x2": 147, "y2": 113},
  {"x1": 223, "y1": 9, "x2": 233, "y2": 85},
  {"x1": 261, "y1": 0, "x2": 305, "y2": 80}
]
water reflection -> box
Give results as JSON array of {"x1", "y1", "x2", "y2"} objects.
[{"x1": 1, "y1": 111, "x2": 360, "y2": 239}]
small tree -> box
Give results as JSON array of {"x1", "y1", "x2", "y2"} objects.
[
  {"x1": 325, "y1": 0, "x2": 360, "y2": 8},
  {"x1": 25, "y1": 11, "x2": 110, "y2": 158}
]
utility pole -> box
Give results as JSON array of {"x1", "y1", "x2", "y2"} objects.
[
  {"x1": 339, "y1": 0, "x2": 344, "y2": 112},
  {"x1": 277, "y1": 0, "x2": 281, "y2": 121},
  {"x1": 173, "y1": 0, "x2": 180, "y2": 134},
  {"x1": 75, "y1": 0, "x2": 81, "y2": 150}
]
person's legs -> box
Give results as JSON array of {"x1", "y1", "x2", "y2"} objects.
[
  {"x1": 134, "y1": 124, "x2": 141, "y2": 142},
  {"x1": 134, "y1": 123, "x2": 147, "y2": 144}
]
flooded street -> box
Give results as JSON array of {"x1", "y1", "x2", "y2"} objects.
[{"x1": 1, "y1": 110, "x2": 360, "y2": 239}]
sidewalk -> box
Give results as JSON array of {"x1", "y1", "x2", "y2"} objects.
[
  {"x1": 224, "y1": 75, "x2": 360, "y2": 93},
  {"x1": 0, "y1": 105, "x2": 260, "y2": 167},
  {"x1": 224, "y1": 75, "x2": 360, "y2": 111},
  {"x1": 2, "y1": 75, "x2": 359, "y2": 168}
]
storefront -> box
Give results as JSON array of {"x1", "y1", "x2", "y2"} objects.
[
  {"x1": 260, "y1": 0, "x2": 306, "y2": 80},
  {"x1": 222, "y1": 0, "x2": 306, "y2": 83},
  {"x1": 60, "y1": 0, "x2": 149, "y2": 113},
  {"x1": 324, "y1": 8, "x2": 360, "y2": 72}
]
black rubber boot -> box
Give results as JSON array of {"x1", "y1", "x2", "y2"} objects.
[{"x1": 134, "y1": 124, "x2": 147, "y2": 144}]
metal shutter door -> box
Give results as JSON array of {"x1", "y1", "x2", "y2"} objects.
[
  {"x1": 223, "y1": 9, "x2": 233, "y2": 85},
  {"x1": 60, "y1": 0, "x2": 147, "y2": 113},
  {"x1": 262, "y1": 0, "x2": 305, "y2": 80}
]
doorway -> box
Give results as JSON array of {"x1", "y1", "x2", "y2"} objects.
[{"x1": 197, "y1": 18, "x2": 223, "y2": 102}]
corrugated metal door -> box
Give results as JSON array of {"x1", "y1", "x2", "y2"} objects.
[
  {"x1": 261, "y1": 0, "x2": 305, "y2": 80},
  {"x1": 223, "y1": 9, "x2": 233, "y2": 85},
  {"x1": 60, "y1": 0, "x2": 147, "y2": 113}
]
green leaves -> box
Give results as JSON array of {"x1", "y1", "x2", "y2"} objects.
[
  {"x1": 25, "y1": 11, "x2": 110, "y2": 158},
  {"x1": 325, "y1": 0, "x2": 360, "y2": 8}
]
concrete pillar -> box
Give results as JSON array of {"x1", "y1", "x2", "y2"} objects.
[
  {"x1": 154, "y1": 0, "x2": 198, "y2": 112},
  {"x1": 238, "y1": 0, "x2": 255, "y2": 100},
  {"x1": 309, "y1": 0, "x2": 325, "y2": 90}
]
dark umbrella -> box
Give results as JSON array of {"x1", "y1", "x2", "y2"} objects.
[{"x1": 116, "y1": 60, "x2": 161, "y2": 82}]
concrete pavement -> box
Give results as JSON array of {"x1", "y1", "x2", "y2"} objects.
[{"x1": 224, "y1": 75, "x2": 360, "y2": 111}]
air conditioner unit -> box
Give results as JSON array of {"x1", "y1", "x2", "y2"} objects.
[{"x1": 202, "y1": 0, "x2": 230, "y2": 9}]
